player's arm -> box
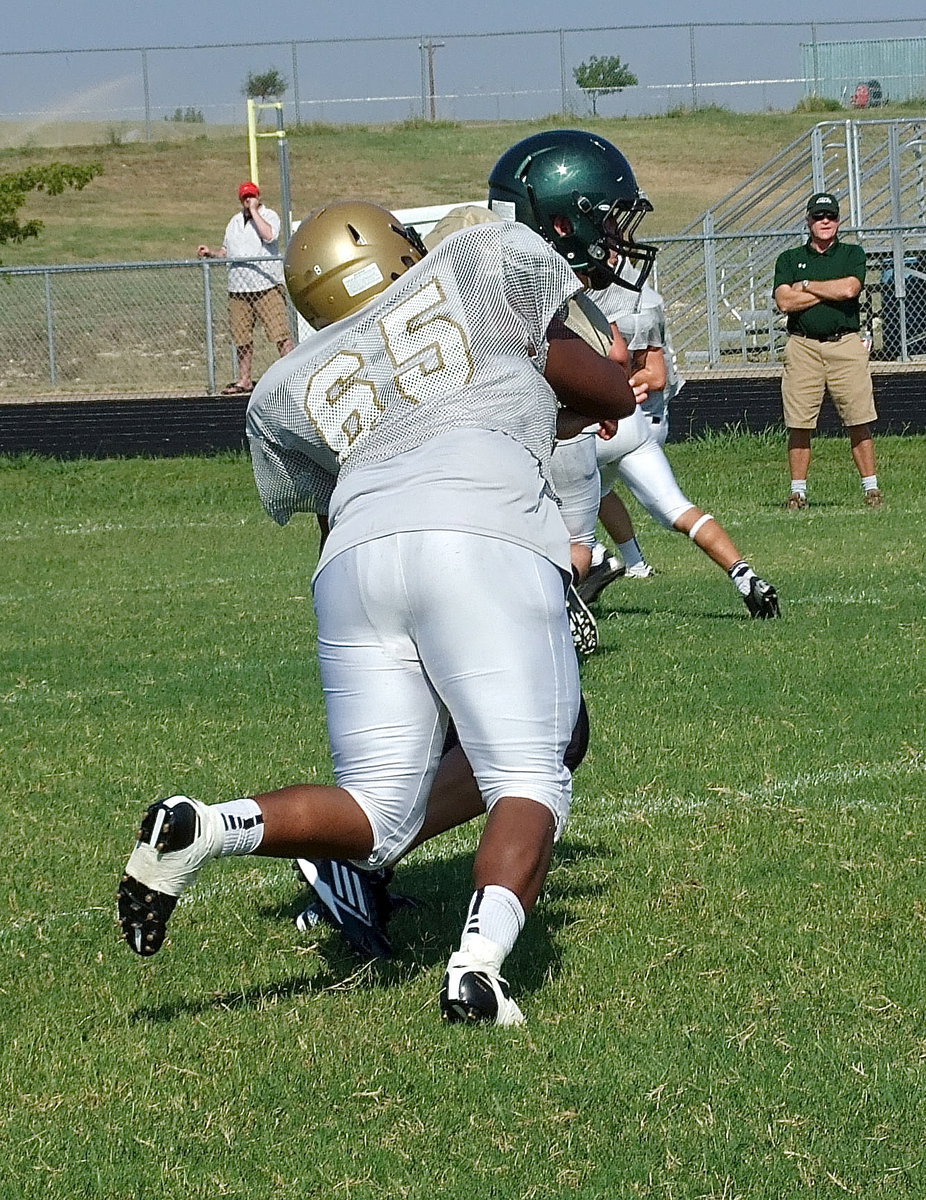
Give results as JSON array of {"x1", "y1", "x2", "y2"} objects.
[
  {"x1": 608, "y1": 323, "x2": 630, "y2": 367},
  {"x1": 629, "y1": 344, "x2": 667, "y2": 394},
  {"x1": 544, "y1": 333, "x2": 636, "y2": 422}
]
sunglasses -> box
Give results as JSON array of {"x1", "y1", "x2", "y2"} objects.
[{"x1": 809, "y1": 211, "x2": 837, "y2": 221}]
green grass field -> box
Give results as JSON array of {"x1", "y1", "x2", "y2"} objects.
[{"x1": 2, "y1": 435, "x2": 925, "y2": 1199}]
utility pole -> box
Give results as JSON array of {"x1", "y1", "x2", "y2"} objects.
[{"x1": 419, "y1": 39, "x2": 445, "y2": 121}]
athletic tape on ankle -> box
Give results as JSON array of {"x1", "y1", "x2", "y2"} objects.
[{"x1": 687, "y1": 513, "x2": 714, "y2": 540}]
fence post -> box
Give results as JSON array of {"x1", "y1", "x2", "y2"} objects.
[
  {"x1": 809, "y1": 23, "x2": 820, "y2": 97},
  {"x1": 888, "y1": 122, "x2": 909, "y2": 361},
  {"x1": 688, "y1": 26, "x2": 699, "y2": 111},
  {"x1": 43, "y1": 270, "x2": 58, "y2": 387},
  {"x1": 702, "y1": 214, "x2": 722, "y2": 365},
  {"x1": 142, "y1": 50, "x2": 151, "y2": 143},
  {"x1": 810, "y1": 124, "x2": 825, "y2": 191},
  {"x1": 202, "y1": 260, "x2": 217, "y2": 395},
  {"x1": 559, "y1": 30, "x2": 568, "y2": 115},
  {"x1": 291, "y1": 42, "x2": 301, "y2": 126}
]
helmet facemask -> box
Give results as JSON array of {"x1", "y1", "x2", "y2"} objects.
[{"x1": 577, "y1": 195, "x2": 657, "y2": 292}]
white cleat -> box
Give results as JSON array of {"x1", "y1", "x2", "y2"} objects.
[
  {"x1": 439, "y1": 952, "x2": 526, "y2": 1026},
  {"x1": 117, "y1": 795, "x2": 222, "y2": 956},
  {"x1": 624, "y1": 561, "x2": 655, "y2": 579}
]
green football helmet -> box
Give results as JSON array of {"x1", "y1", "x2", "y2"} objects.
[
  {"x1": 284, "y1": 201, "x2": 427, "y2": 329},
  {"x1": 488, "y1": 129, "x2": 656, "y2": 291}
]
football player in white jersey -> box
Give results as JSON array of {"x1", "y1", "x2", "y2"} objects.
[
  {"x1": 595, "y1": 281, "x2": 682, "y2": 446},
  {"x1": 487, "y1": 130, "x2": 780, "y2": 621},
  {"x1": 118, "y1": 197, "x2": 639, "y2": 1025}
]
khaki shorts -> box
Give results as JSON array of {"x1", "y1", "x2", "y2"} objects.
[
  {"x1": 228, "y1": 285, "x2": 291, "y2": 347},
  {"x1": 782, "y1": 332, "x2": 877, "y2": 429}
]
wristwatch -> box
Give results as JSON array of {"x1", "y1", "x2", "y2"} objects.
[{"x1": 800, "y1": 279, "x2": 810, "y2": 291}]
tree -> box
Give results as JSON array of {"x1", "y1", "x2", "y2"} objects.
[
  {"x1": 573, "y1": 55, "x2": 638, "y2": 115},
  {"x1": 243, "y1": 69, "x2": 288, "y2": 103},
  {"x1": 0, "y1": 163, "x2": 100, "y2": 264}
]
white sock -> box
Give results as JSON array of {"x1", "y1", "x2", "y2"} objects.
[
  {"x1": 861, "y1": 475, "x2": 878, "y2": 492},
  {"x1": 213, "y1": 797, "x2": 265, "y2": 855},
  {"x1": 790, "y1": 479, "x2": 807, "y2": 497},
  {"x1": 618, "y1": 536, "x2": 645, "y2": 569},
  {"x1": 459, "y1": 885, "x2": 525, "y2": 963},
  {"x1": 590, "y1": 541, "x2": 608, "y2": 568},
  {"x1": 727, "y1": 559, "x2": 756, "y2": 598}
]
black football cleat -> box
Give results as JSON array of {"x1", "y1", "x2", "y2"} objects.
[
  {"x1": 744, "y1": 576, "x2": 781, "y2": 619},
  {"x1": 293, "y1": 858, "x2": 414, "y2": 959},
  {"x1": 566, "y1": 584, "x2": 599, "y2": 655}
]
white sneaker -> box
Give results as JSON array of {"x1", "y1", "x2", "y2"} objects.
[
  {"x1": 439, "y1": 951, "x2": 526, "y2": 1026},
  {"x1": 117, "y1": 795, "x2": 222, "y2": 956},
  {"x1": 624, "y1": 561, "x2": 655, "y2": 579}
]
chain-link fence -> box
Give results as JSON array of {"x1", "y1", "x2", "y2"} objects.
[
  {"x1": 0, "y1": 259, "x2": 294, "y2": 397},
  {"x1": 654, "y1": 226, "x2": 926, "y2": 372},
  {"x1": 3, "y1": 20, "x2": 926, "y2": 139},
  {"x1": 1, "y1": 233, "x2": 925, "y2": 400}
]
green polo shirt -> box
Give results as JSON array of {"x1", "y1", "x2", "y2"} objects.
[{"x1": 773, "y1": 238, "x2": 866, "y2": 338}]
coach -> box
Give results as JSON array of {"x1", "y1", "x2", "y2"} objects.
[{"x1": 773, "y1": 191, "x2": 881, "y2": 509}]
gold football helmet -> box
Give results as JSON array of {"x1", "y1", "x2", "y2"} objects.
[{"x1": 284, "y1": 201, "x2": 427, "y2": 329}]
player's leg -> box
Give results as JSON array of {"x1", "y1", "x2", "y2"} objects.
[
  {"x1": 593, "y1": 409, "x2": 656, "y2": 580},
  {"x1": 549, "y1": 433, "x2": 602, "y2": 650},
  {"x1": 295, "y1": 694, "x2": 591, "y2": 957},
  {"x1": 596, "y1": 489, "x2": 653, "y2": 579},
  {"x1": 410, "y1": 533, "x2": 580, "y2": 1024},
  {"x1": 119, "y1": 538, "x2": 447, "y2": 956},
  {"x1": 118, "y1": 783, "x2": 375, "y2": 958},
  {"x1": 617, "y1": 435, "x2": 780, "y2": 618}
]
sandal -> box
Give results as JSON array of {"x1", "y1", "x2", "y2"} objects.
[{"x1": 220, "y1": 382, "x2": 254, "y2": 396}]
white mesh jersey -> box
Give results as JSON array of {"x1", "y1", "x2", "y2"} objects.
[{"x1": 247, "y1": 221, "x2": 582, "y2": 530}]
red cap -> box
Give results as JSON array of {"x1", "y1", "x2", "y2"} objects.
[{"x1": 238, "y1": 181, "x2": 260, "y2": 201}]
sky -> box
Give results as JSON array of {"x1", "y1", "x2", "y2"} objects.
[{"x1": 4, "y1": 3, "x2": 926, "y2": 127}]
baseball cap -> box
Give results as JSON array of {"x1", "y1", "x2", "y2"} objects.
[
  {"x1": 806, "y1": 191, "x2": 839, "y2": 217},
  {"x1": 238, "y1": 181, "x2": 261, "y2": 201}
]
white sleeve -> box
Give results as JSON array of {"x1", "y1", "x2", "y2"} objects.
[
  {"x1": 248, "y1": 435, "x2": 337, "y2": 525},
  {"x1": 633, "y1": 306, "x2": 665, "y2": 350},
  {"x1": 262, "y1": 207, "x2": 281, "y2": 240}
]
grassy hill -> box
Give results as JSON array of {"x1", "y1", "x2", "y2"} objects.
[{"x1": 2, "y1": 103, "x2": 924, "y2": 266}]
